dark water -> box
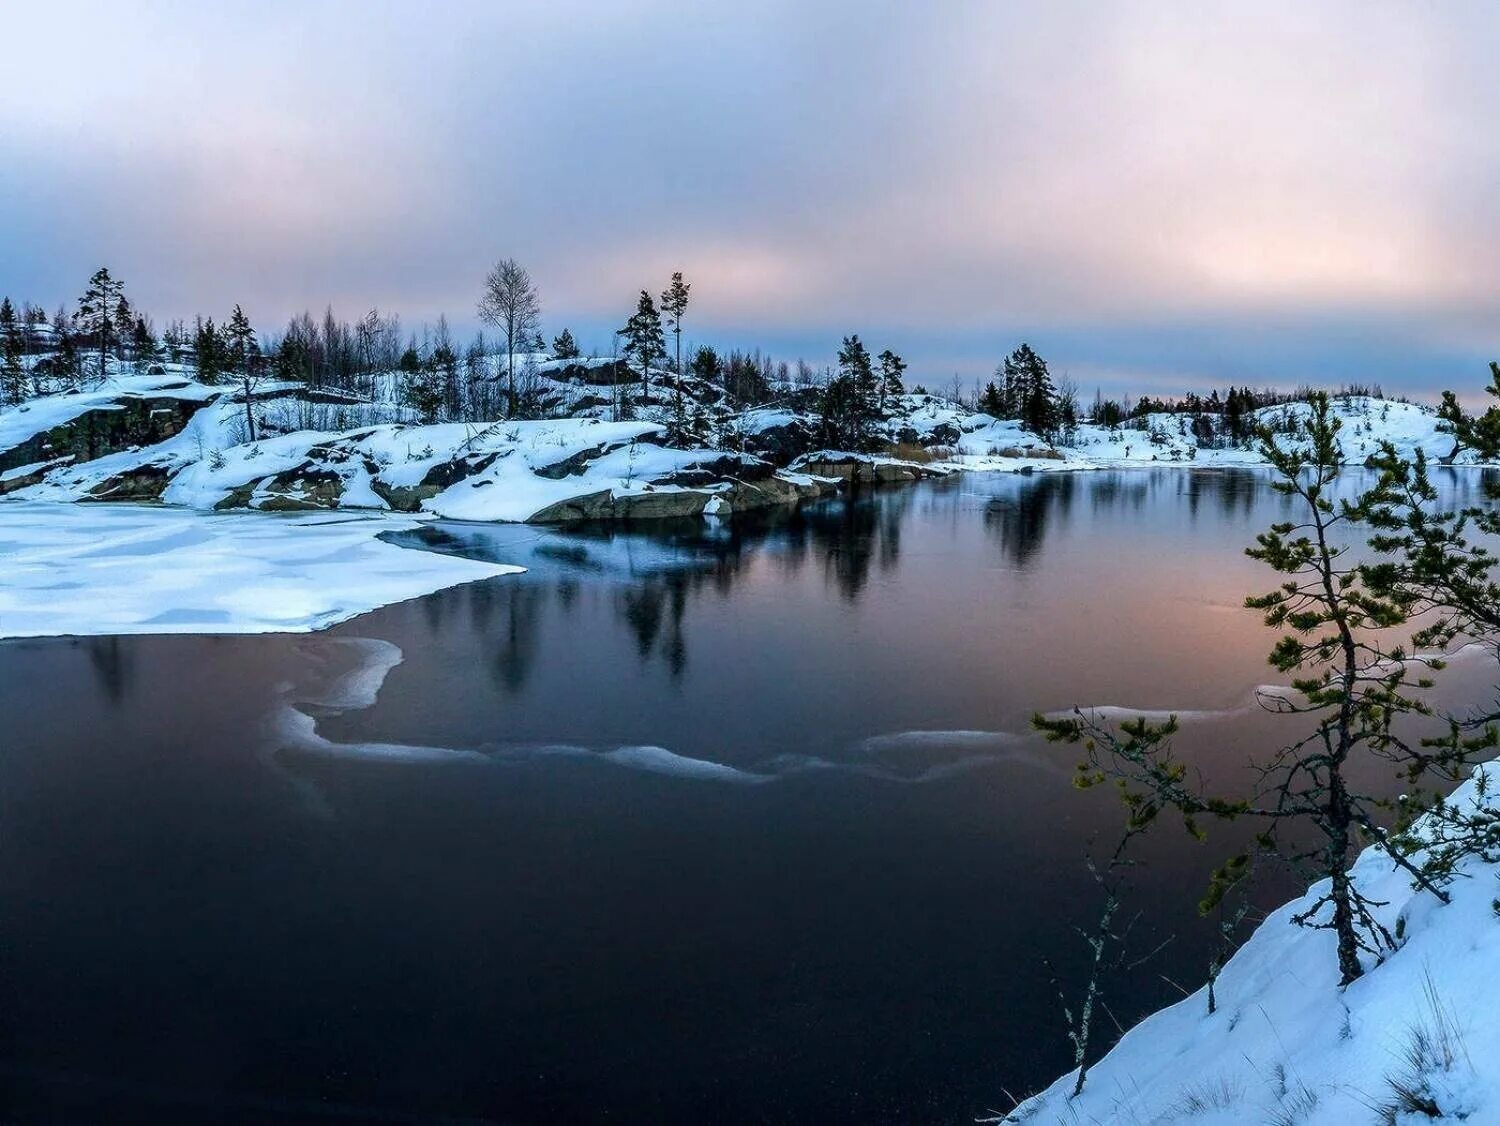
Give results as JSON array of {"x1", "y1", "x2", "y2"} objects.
[{"x1": 3, "y1": 469, "x2": 1497, "y2": 1124}]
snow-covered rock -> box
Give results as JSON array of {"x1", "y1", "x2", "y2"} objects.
[
  {"x1": 1009, "y1": 765, "x2": 1500, "y2": 1125},
  {"x1": 11, "y1": 403, "x2": 834, "y2": 523}
]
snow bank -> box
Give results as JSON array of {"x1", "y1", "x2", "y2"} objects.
[
  {"x1": 0, "y1": 501, "x2": 521, "y2": 638},
  {"x1": 1009, "y1": 766, "x2": 1500, "y2": 1124}
]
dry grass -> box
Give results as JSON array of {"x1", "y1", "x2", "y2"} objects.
[
  {"x1": 1171, "y1": 1074, "x2": 1244, "y2": 1117},
  {"x1": 1375, "y1": 971, "x2": 1472, "y2": 1124},
  {"x1": 885, "y1": 441, "x2": 934, "y2": 463}
]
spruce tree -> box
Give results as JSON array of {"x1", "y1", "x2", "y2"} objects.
[
  {"x1": 1003, "y1": 343, "x2": 1059, "y2": 438},
  {"x1": 979, "y1": 380, "x2": 1005, "y2": 418},
  {"x1": 113, "y1": 295, "x2": 133, "y2": 363},
  {"x1": 55, "y1": 324, "x2": 81, "y2": 391},
  {"x1": 76, "y1": 267, "x2": 124, "y2": 382},
  {"x1": 690, "y1": 344, "x2": 721, "y2": 388},
  {"x1": 551, "y1": 328, "x2": 580, "y2": 360},
  {"x1": 194, "y1": 317, "x2": 226, "y2": 384},
  {"x1": 844, "y1": 335, "x2": 879, "y2": 434}
]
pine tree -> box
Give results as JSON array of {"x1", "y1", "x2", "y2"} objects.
[
  {"x1": 0, "y1": 297, "x2": 25, "y2": 404},
  {"x1": 1041, "y1": 394, "x2": 1500, "y2": 989},
  {"x1": 876, "y1": 348, "x2": 906, "y2": 411},
  {"x1": 818, "y1": 335, "x2": 880, "y2": 451},
  {"x1": 399, "y1": 343, "x2": 443, "y2": 422},
  {"x1": 76, "y1": 267, "x2": 124, "y2": 382},
  {"x1": 224, "y1": 305, "x2": 262, "y2": 441},
  {"x1": 551, "y1": 328, "x2": 580, "y2": 360},
  {"x1": 690, "y1": 345, "x2": 721, "y2": 388},
  {"x1": 618, "y1": 290, "x2": 666, "y2": 406},
  {"x1": 660, "y1": 271, "x2": 691, "y2": 412}
]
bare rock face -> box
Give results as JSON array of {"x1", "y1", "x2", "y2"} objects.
[
  {"x1": 651, "y1": 452, "x2": 776, "y2": 488},
  {"x1": 0, "y1": 396, "x2": 208, "y2": 475},
  {"x1": 531, "y1": 444, "x2": 611, "y2": 480}
]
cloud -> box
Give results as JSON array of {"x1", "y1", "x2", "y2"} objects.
[{"x1": 2, "y1": 0, "x2": 1498, "y2": 393}]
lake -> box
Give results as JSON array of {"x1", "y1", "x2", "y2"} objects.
[{"x1": 4, "y1": 468, "x2": 1497, "y2": 1123}]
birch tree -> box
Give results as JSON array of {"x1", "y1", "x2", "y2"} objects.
[{"x1": 477, "y1": 258, "x2": 541, "y2": 417}]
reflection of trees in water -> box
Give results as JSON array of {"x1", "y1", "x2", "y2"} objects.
[
  {"x1": 1087, "y1": 474, "x2": 1148, "y2": 517},
  {"x1": 790, "y1": 490, "x2": 908, "y2": 600},
  {"x1": 986, "y1": 469, "x2": 1269, "y2": 566},
  {"x1": 423, "y1": 579, "x2": 550, "y2": 694},
  {"x1": 1180, "y1": 469, "x2": 1259, "y2": 522},
  {"x1": 494, "y1": 584, "x2": 548, "y2": 692},
  {"x1": 86, "y1": 636, "x2": 133, "y2": 703},
  {"x1": 617, "y1": 574, "x2": 688, "y2": 678},
  {"x1": 984, "y1": 473, "x2": 1077, "y2": 568}
]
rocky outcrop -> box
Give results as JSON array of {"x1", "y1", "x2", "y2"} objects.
[
  {"x1": 741, "y1": 416, "x2": 820, "y2": 466},
  {"x1": 891, "y1": 421, "x2": 962, "y2": 447},
  {"x1": 544, "y1": 359, "x2": 638, "y2": 386},
  {"x1": 84, "y1": 464, "x2": 174, "y2": 502},
  {"x1": 528, "y1": 487, "x2": 710, "y2": 523},
  {"x1": 791, "y1": 453, "x2": 952, "y2": 484},
  {"x1": 524, "y1": 472, "x2": 836, "y2": 524},
  {"x1": 0, "y1": 396, "x2": 208, "y2": 476},
  {"x1": 370, "y1": 451, "x2": 505, "y2": 511},
  {"x1": 213, "y1": 465, "x2": 348, "y2": 511}
]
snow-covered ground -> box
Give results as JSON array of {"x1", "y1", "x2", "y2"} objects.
[
  {"x1": 1056, "y1": 397, "x2": 1476, "y2": 470},
  {"x1": 1008, "y1": 766, "x2": 1500, "y2": 1125},
  {"x1": 0, "y1": 501, "x2": 520, "y2": 638}
]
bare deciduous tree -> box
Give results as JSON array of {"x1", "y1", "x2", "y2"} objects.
[{"x1": 477, "y1": 258, "x2": 541, "y2": 417}]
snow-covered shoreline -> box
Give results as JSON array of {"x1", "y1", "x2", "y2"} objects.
[{"x1": 1007, "y1": 764, "x2": 1500, "y2": 1124}]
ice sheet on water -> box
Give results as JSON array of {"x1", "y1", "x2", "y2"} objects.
[{"x1": 0, "y1": 501, "x2": 523, "y2": 638}]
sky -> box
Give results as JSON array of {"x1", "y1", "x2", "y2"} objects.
[{"x1": 3, "y1": 0, "x2": 1499, "y2": 401}]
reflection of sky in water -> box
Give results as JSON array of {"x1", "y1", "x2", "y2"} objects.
[{"x1": 4, "y1": 466, "x2": 1499, "y2": 1123}]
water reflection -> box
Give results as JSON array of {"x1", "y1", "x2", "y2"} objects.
[
  {"x1": 86, "y1": 635, "x2": 134, "y2": 703},
  {"x1": 388, "y1": 471, "x2": 1269, "y2": 688},
  {"x1": 12, "y1": 465, "x2": 1499, "y2": 1126},
  {"x1": 984, "y1": 473, "x2": 1077, "y2": 567}
]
